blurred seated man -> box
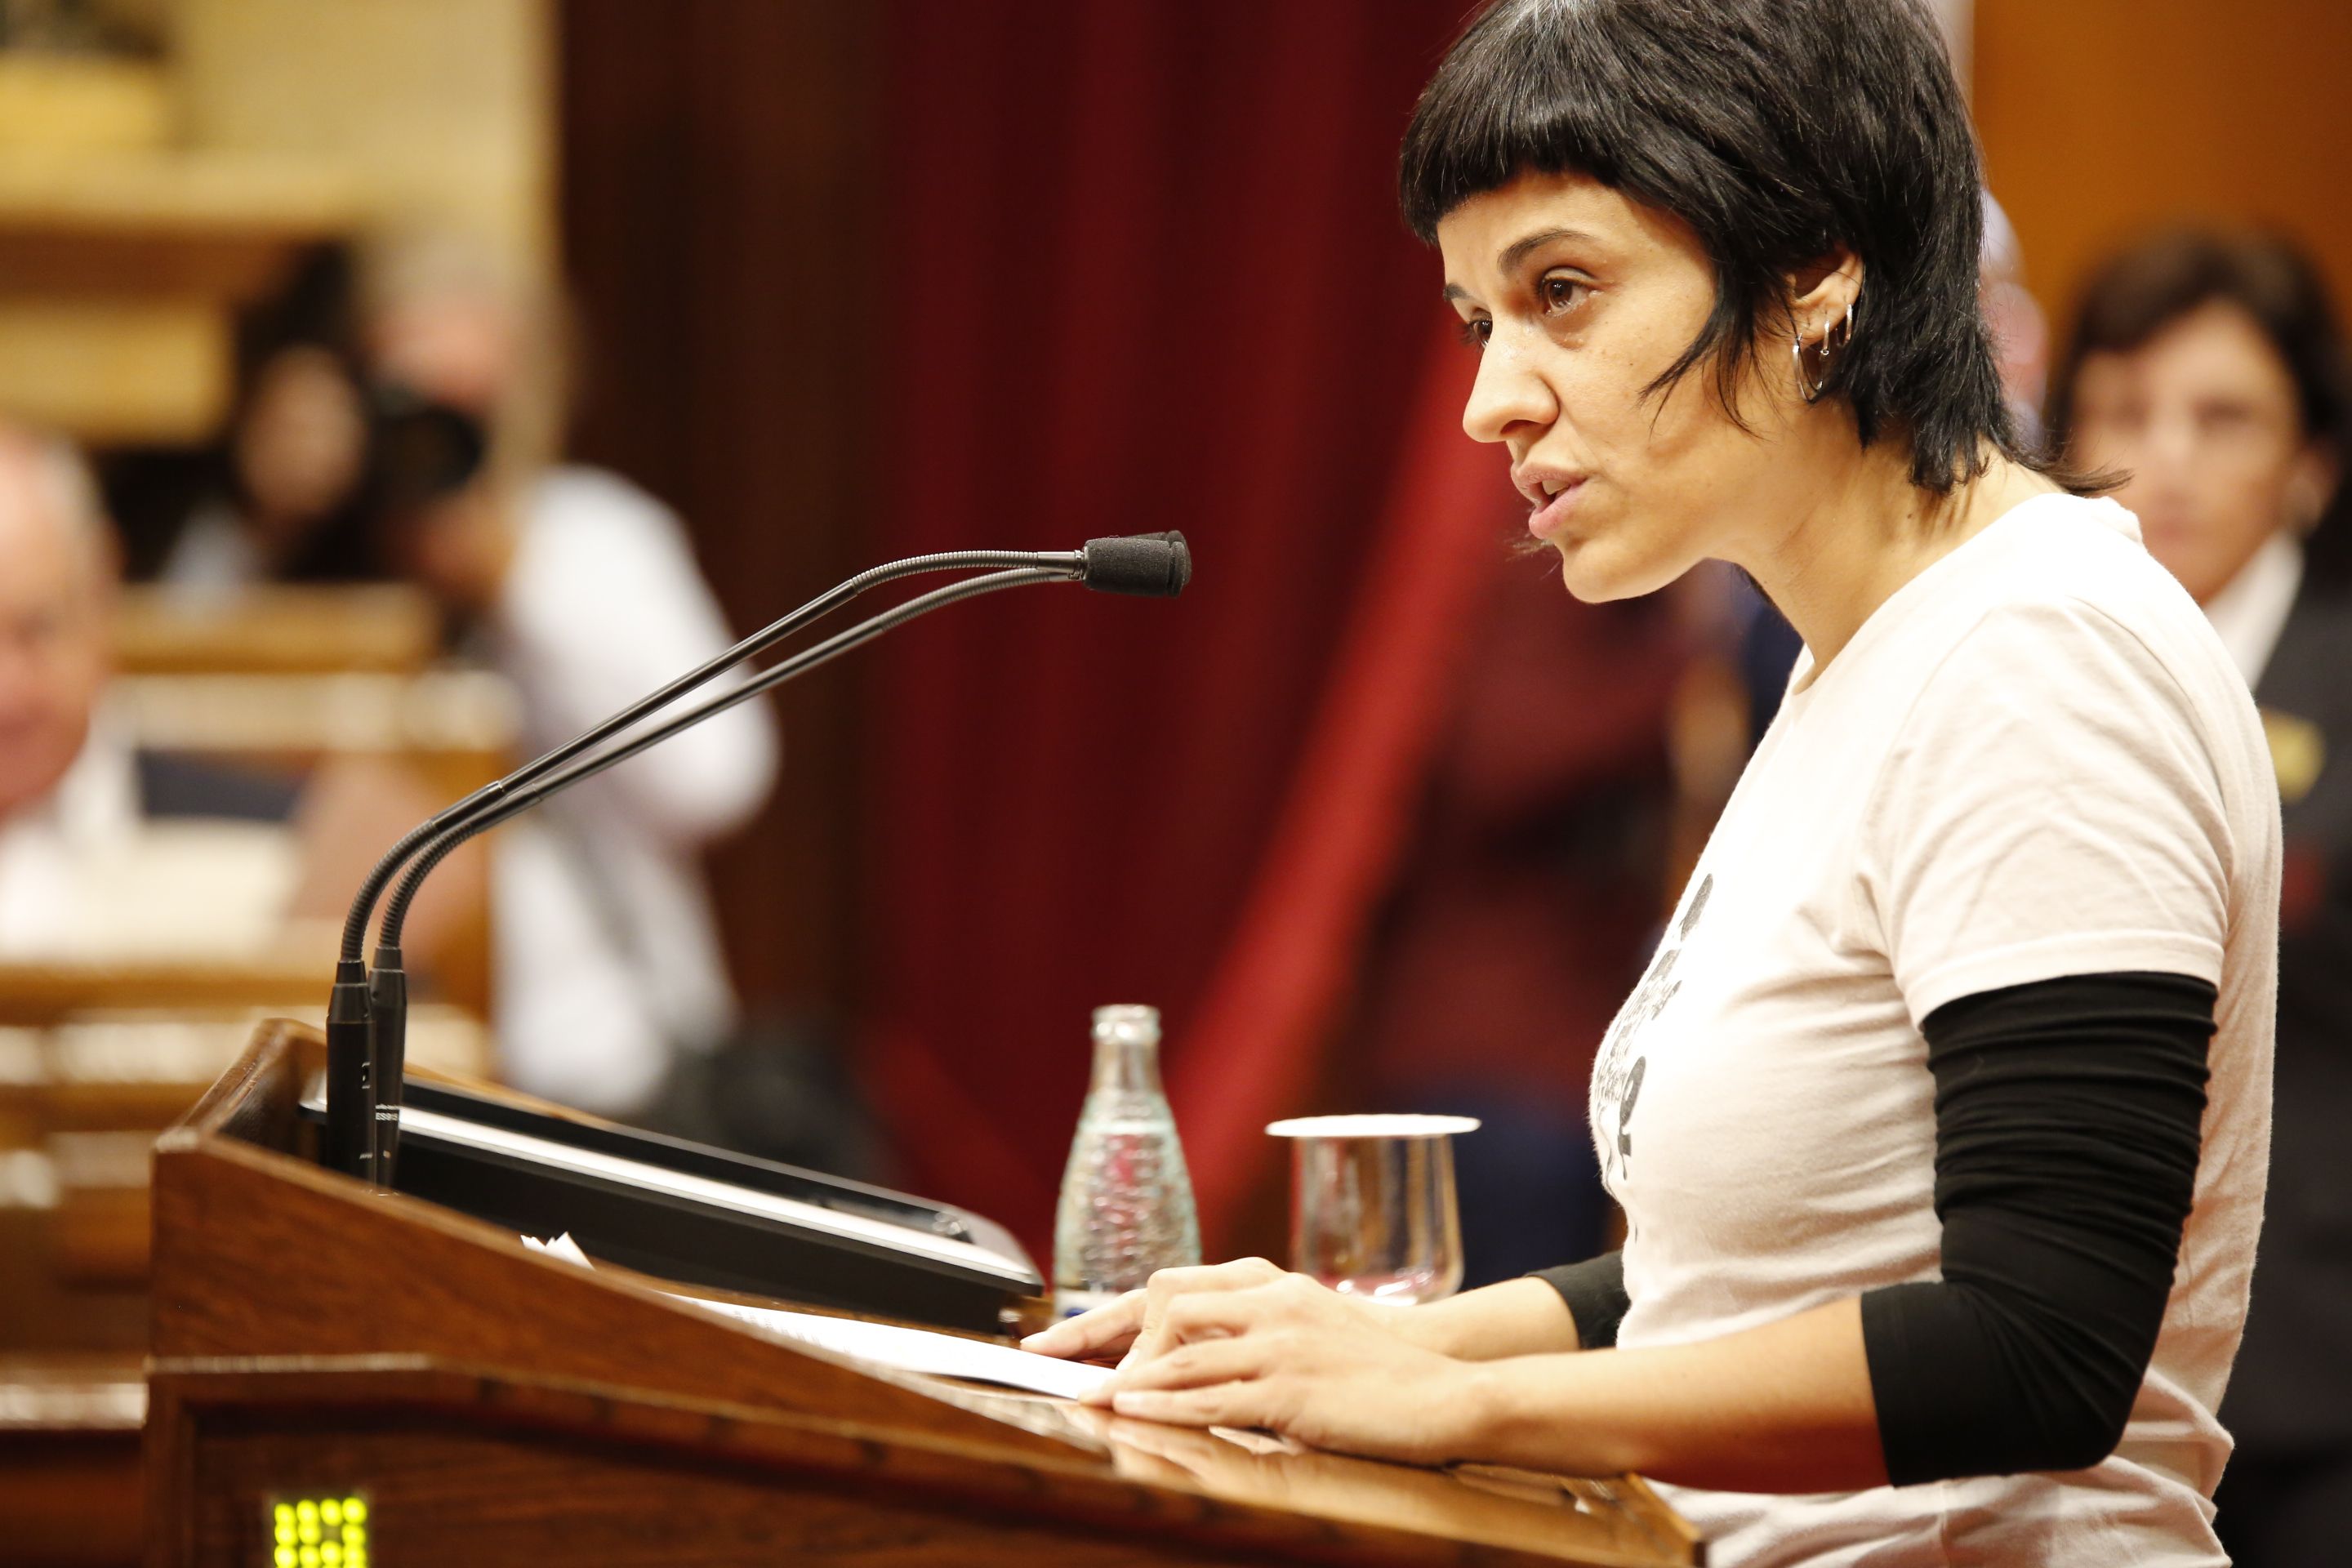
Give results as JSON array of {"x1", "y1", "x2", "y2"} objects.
[
  {"x1": 2053, "y1": 228, "x2": 2352, "y2": 1568},
  {"x1": 0, "y1": 423, "x2": 305, "y2": 958}
]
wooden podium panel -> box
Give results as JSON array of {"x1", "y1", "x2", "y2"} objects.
[{"x1": 144, "y1": 1023, "x2": 1702, "y2": 1567}]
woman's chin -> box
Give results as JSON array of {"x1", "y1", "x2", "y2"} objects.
[{"x1": 1550, "y1": 537, "x2": 1668, "y2": 604}]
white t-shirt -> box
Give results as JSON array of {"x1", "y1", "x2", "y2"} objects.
[{"x1": 1589, "y1": 494, "x2": 2278, "y2": 1567}]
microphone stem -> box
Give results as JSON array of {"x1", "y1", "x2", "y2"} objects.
[
  {"x1": 355, "y1": 566, "x2": 1068, "y2": 1185},
  {"x1": 377, "y1": 565, "x2": 1069, "y2": 950},
  {"x1": 336, "y1": 548, "x2": 1081, "y2": 967}
]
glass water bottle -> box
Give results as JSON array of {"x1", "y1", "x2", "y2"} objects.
[{"x1": 1051, "y1": 1004, "x2": 1201, "y2": 1316}]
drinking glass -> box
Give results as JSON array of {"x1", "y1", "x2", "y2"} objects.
[{"x1": 1265, "y1": 1114, "x2": 1478, "y2": 1304}]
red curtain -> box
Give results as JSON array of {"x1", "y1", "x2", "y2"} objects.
[{"x1": 864, "y1": 0, "x2": 1517, "y2": 1257}]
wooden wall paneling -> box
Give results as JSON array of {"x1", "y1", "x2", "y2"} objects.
[{"x1": 1974, "y1": 0, "x2": 2352, "y2": 332}]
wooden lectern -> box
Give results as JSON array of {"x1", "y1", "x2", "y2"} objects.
[{"x1": 145, "y1": 1022, "x2": 1702, "y2": 1566}]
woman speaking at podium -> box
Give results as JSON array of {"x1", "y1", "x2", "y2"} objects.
[{"x1": 1028, "y1": 1, "x2": 2278, "y2": 1563}]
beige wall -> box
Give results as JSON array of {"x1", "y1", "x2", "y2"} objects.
[{"x1": 173, "y1": 0, "x2": 555, "y2": 278}]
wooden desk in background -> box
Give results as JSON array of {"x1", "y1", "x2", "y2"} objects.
[
  {"x1": 0, "y1": 1007, "x2": 491, "y2": 1568},
  {"x1": 110, "y1": 586, "x2": 441, "y2": 679},
  {"x1": 0, "y1": 1352, "x2": 145, "y2": 1567}
]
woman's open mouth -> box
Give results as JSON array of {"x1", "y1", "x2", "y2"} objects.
[{"x1": 1525, "y1": 475, "x2": 1587, "y2": 540}]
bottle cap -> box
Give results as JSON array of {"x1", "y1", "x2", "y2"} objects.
[{"x1": 1090, "y1": 1004, "x2": 1160, "y2": 1044}]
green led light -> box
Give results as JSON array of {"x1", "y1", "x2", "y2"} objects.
[{"x1": 265, "y1": 1493, "x2": 372, "y2": 1568}]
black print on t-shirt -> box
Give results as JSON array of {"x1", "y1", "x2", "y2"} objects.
[
  {"x1": 1616, "y1": 1055, "x2": 1646, "y2": 1156},
  {"x1": 1593, "y1": 873, "x2": 1711, "y2": 1183}
]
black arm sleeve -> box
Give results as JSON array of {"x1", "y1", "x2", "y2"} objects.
[
  {"x1": 1860, "y1": 970, "x2": 2215, "y2": 1486},
  {"x1": 1530, "y1": 1250, "x2": 1628, "y2": 1349}
]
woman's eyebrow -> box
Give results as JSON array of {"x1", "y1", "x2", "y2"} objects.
[
  {"x1": 1499, "y1": 226, "x2": 1596, "y2": 274},
  {"x1": 1440, "y1": 227, "x2": 1601, "y2": 301}
]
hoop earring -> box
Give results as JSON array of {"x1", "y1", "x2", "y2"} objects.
[{"x1": 1793, "y1": 322, "x2": 1829, "y2": 403}]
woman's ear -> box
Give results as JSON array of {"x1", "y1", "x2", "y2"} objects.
[
  {"x1": 1787, "y1": 246, "x2": 1866, "y2": 344},
  {"x1": 2286, "y1": 439, "x2": 2339, "y2": 534}
]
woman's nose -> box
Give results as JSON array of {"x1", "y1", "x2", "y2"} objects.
[{"x1": 1460, "y1": 333, "x2": 1557, "y2": 446}]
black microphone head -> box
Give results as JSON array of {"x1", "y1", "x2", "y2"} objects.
[{"x1": 1081, "y1": 532, "x2": 1192, "y2": 597}]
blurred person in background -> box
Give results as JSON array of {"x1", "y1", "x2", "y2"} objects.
[
  {"x1": 159, "y1": 248, "x2": 381, "y2": 592},
  {"x1": 1980, "y1": 193, "x2": 2051, "y2": 452},
  {"x1": 352, "y1": 231, "x2": 781, "y2": 1122},
  {"x1": 2053, "y1": 227, "x2": 2352, "y2": 1568},
  {"x1": 0, "y1": 420, "x2": 305, "y2": 956},
  {"x1": 158, "y1": 231, "x2": 781, "y2": 1122}
]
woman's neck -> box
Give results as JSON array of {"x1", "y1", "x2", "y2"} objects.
[{"x1": 1741, "y1": 442, "x2": 2060, "y2": 677}]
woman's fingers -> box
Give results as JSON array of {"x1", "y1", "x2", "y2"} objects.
[
  {"x1": 1021, "y1": 1289, "x2": 1147, "y2": 1360},
  {"x1": 1111, "y1": 1377, "x2": 1287, "y2": 1431},
  {"x1": 1084, "y1": 1330, "x2": 1281, "y2": 1406},
  {"x1": 1022, "y1": 1258, "x2": 1292, "y2": 1368},
  {"x1": 1125, "y1": 1258, "x2": 1288, "y2": 1368},
  {"x1": 1155, "y1": 1281, "x2": 1297, "y2": 1343}
]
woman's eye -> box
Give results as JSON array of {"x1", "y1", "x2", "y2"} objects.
[
  {"x1": 1458, "y1": 316, "x2": 1493, "y2": 350},
  {"x1": 1539, "y1": 274, "x2": 1588, "y2": 317}
]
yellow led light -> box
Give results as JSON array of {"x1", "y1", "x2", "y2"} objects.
[
  {"x1": 321, "y1": 1544, "x2": 341, "y2": 1566},
  {"x1": 321, "y1": 1500, "x2": 342, "y2": 1527},
  {"x1": 296, "y1": 1501, "x2": 317, "y2": 1523},
  {"x1": 275, "y1": 1505, "x2": 294, "y2": 1526},
  {"x1": 301, "y1": 1548, "x2": 319, "y2": 1568},
  {"x1": 344, "y1": 1526, "x2": 366, "y2": 1548},
  {"x1": 276, "y1": 1521, "x2": 296, "y2": 1545},
  {"x1": 343, "y1": 1499, "x2": 367, "y2": 1525},
  {"x1": 299, "y1": 1521, "x2": 319, "y2": 1545},
  {"x1": 275, "y1": 1549, "x2": 295, "y2": 1568}
]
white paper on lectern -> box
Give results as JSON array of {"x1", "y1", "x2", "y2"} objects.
[
  {"x1": 680, "y1": 1294, "x2": 1115, "y2": 1401},
  {"x1": 521, "y1": 1231, "x2": 1108, "y2": 1401},
  {"x1": 522, "y1": 1231, "x2": 595, "y2": 1266}
]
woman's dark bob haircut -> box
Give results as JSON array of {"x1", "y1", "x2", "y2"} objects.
[{"x1": 1401, "y1": 0, "x2": 2047, "y2": 495}]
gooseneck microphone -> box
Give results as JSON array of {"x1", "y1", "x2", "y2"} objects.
[{"x1": 324, "y1": 532, "x2": 1190, "y2": 1184}]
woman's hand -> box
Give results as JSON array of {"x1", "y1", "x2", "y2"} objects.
[
  {"x1": 1024, "y1": 1261, "x2": 1581, "y2": 1370},
  {"x1": 1025, "y1": 1258, "x2": 1297, "y2": 1366},
  {"x1": 1022, "y1": 1257, "x2": 1456, "y2": 1370},
  {"x1": 1064, "y1": 1267, "x2": 1496, "y2": 1465}
]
